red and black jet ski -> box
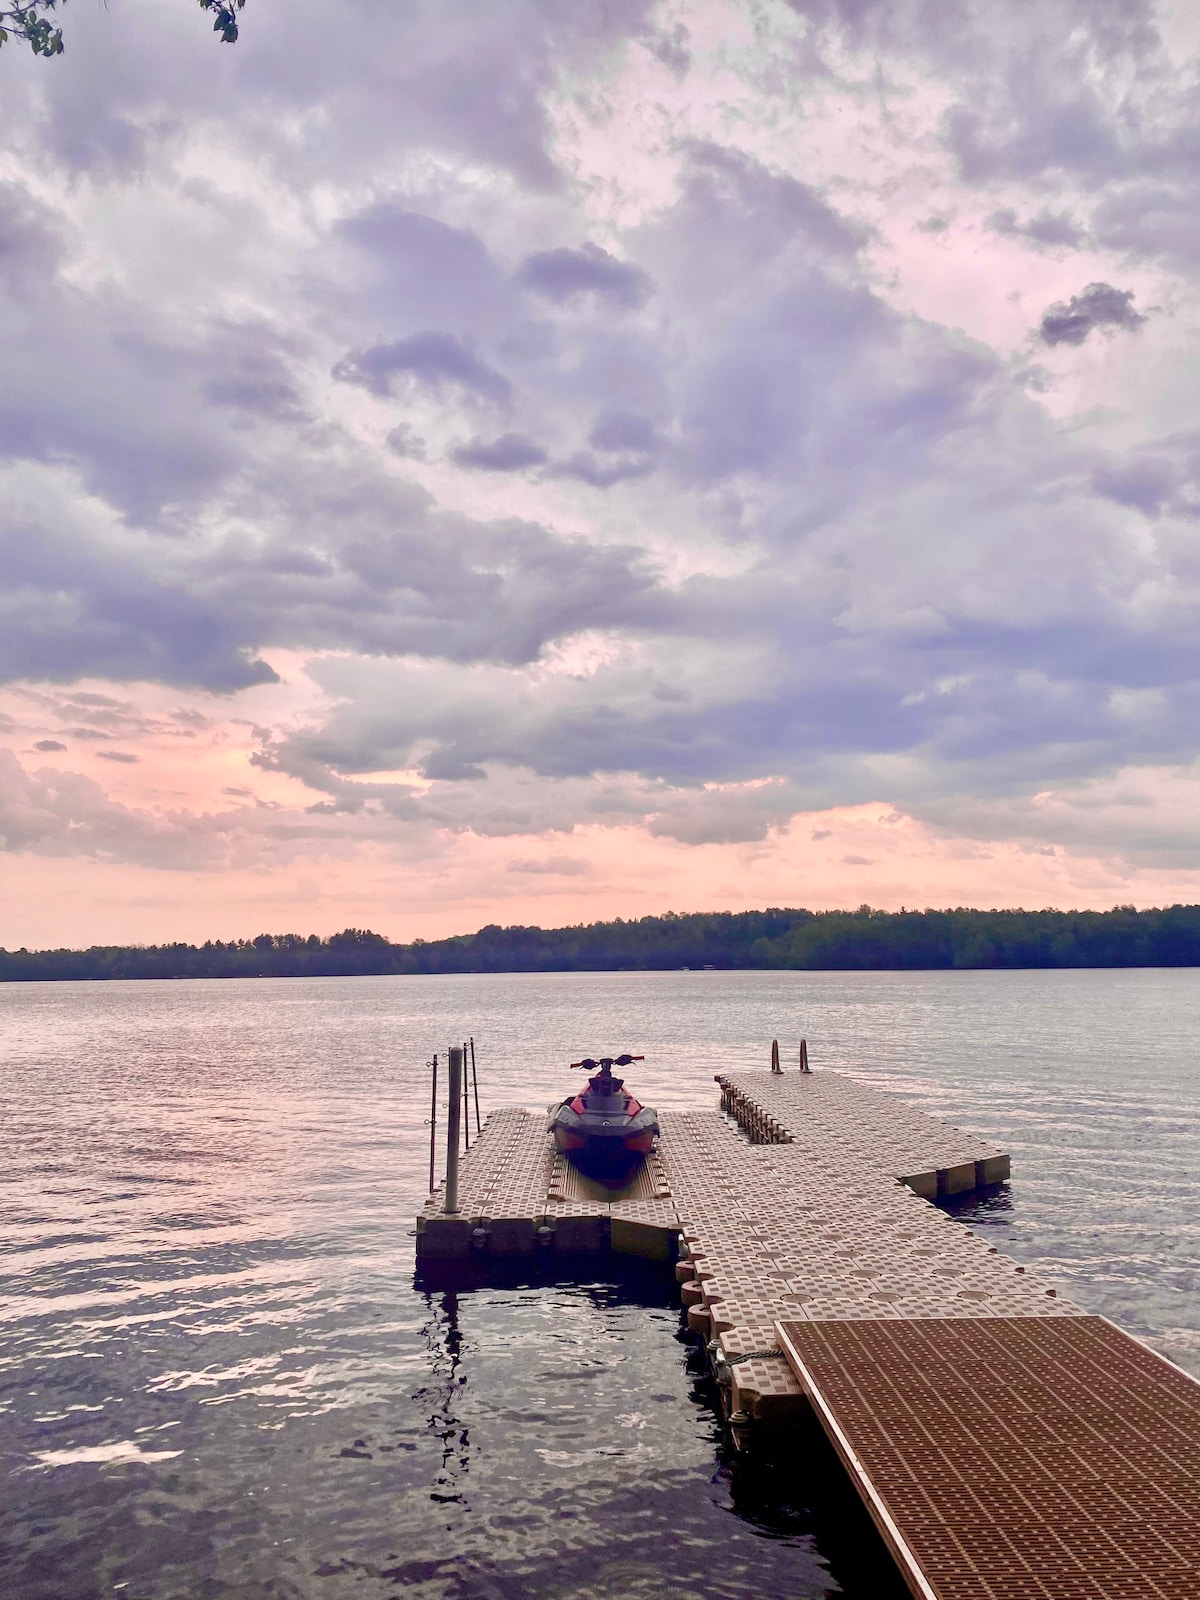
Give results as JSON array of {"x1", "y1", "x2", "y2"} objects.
[{"x1": 551, "y1": 1054, "x2": 660, "y2": 1177}]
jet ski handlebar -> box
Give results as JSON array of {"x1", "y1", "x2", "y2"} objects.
[{"x1": 570, "y1": 1054, "x2": 644, "y2": 1070}]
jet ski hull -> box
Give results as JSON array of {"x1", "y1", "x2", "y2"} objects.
[{"x1": 550, "y1": 1059, "x2": 660, "y2": 1177}]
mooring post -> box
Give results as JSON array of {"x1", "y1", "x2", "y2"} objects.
[
  {"x1": 444, "y1": 1044, "x2": 464, "y2": 1214},
  {"x1": 770, "y1": 1038, "x2": 781, "y2": 1073},
  {"x1": 800, "y1": 1037, "x2": 811, "y2": 1073}
]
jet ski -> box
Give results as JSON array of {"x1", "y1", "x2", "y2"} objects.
[{"x1": 551, "y1": 1054, "x2": 660, "y2": 1178}]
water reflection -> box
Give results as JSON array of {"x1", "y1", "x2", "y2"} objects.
[
  {"x1": 419, "y1": 1290, "x2": 470, "y2": 1506},
  {"x1": 401, "y1": 1260, "x2": 908, "y2": 1600}
]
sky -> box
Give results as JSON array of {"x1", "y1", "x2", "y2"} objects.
[{"x1": 3, "y1": 0, "x2": 1200, "y2": 948}]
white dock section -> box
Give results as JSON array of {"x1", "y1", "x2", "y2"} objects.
[{"x1": 415, "y1": 1066, "x2": 1200, "y2": 1599}]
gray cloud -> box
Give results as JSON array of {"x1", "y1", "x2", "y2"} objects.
[
  {"x1": 946, "y1": 96, "x2": 1123, "y2": 187},
  {"x1": 553, "y1": 452, "x2": 656, "y2": 489},
  {"x1": 1091, "y1": 183, "x2": 1200, "y2": 274},
  {"x1": 0, "y1": 745, "x2": 364, "y2": 870},
  {"x1": 1090, "y1": 436, "x2": 1200, "y2": 521},
  {"x1": 332, "y1": 331, "x2": 512, "y2": 404},
  {"x1": 506, "y1": 854, "x2": 591, "y2": 875},
  {"x1": 0, "y1": 747, "x2": 198, "y2": 865},
  {"x1": 0, "y1": 442, "x2": 670, "y2": 687},
  {"x1": 94, "y1": 750, "x2": 139, "y2": 763},
  {"x1": 989, "y1": 207, "x2": 1086, "y2": 248},
  {"x1": 550, "y1": 410, "x2": 663, "y2": 488},
  {"x1": 203, "y1": 368, "x2": 307, "y2": 423},
  {"x1": 588, "y1": 412, "x2": 660, "y2": 454},
  {"x1": 337, "y1": 207, "x2": 506, "y2": 330},
  {"x1": 0, "y1": 509, "x2": 280, "y2": 690},
  {"x1": 33, "y1": 739, "x2": 66, "y2": 752},
  {"x1": 0, "y1": 183, "x2": 64, "y2": 292},
  {"x1": 450, "y1": 433, "x2": 548, "y2": 472},
  {"x1": 386, "y1": 424, "x2": 427, "y2": 461},
  {"x1": 1039, "y1": 283, "x2": 1148, "y2": 346},
  {"x1": 648, "y1": 142, "x2": 865, "y2": 303},
  {"x1": 1093, "y1": 456, "x2": 1178, "y2": 515},
  {"x1": 516, "y1": 243, "x2": 652, "y2": 309}
]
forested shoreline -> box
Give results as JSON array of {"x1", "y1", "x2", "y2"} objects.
[{"x1": 5, "y1": 904, "x2": 1200, "y2": 980}]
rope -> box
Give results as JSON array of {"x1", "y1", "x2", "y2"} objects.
[{"x1": 725, "y1": 1347, "x2": 785, "y2": 1366}]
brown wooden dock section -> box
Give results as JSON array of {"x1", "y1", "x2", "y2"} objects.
[{"x1": 415, "y1": 1068, "x2": 1200, "y2": 1599}]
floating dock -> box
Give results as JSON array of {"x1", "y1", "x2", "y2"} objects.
[{"x1": 416, "y1": 1066, "x2": 1200, "y2": 1600}]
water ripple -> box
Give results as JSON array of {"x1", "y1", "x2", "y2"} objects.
[{"x1": 2, "y1": 969, "x2": 1196, "y2": 1598}]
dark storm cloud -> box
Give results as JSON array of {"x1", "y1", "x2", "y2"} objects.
[
  {"x1": 450, "y1": 433, "x2": 548, "y2": 472},
  {"x1": 332, "y1": 330, "x2": 513, "y2": 404},
  {"x1": 1039, "y1": 283, "x2": 1148, "y2": 346},
  {"x1": 516, "y1": 243, "x2": 653, "y2": 309}
]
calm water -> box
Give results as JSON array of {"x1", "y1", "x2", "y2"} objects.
[{"x1": 2, "y1": 969, "x2": 1198, "y2": 1599}]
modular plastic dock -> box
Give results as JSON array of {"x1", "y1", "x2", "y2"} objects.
[{"x1": 415, "y1": 1068, "x2": 1200, "y2": 1599}]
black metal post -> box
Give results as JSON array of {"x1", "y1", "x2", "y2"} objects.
[
  {"x1": 428, "y1": 1054, "x2": 438, "y2": 1192},
  {"x1": 469, "y1": 1035, "x2": 481, "y2": 1136},
  {"x1": 462, "y1": 1041, "x2": 470, "y2": 1151}
]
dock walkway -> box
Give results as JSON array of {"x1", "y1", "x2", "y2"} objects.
[{"x1": 416, "y1": 1068, "x2": 1200, "y2": 1599}]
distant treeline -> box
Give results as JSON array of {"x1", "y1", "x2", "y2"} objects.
[{"x1": 5, "y1": 904, "x2": 1200, "y2": 981}]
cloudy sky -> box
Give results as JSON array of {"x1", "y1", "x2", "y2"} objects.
[{"x1": 2, "y1": 0, "x2": 1200, "y2": 946}]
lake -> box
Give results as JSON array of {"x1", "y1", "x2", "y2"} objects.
[{"x1": 2, "y1": 968, "x2": 1198, "y2": 1598}]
